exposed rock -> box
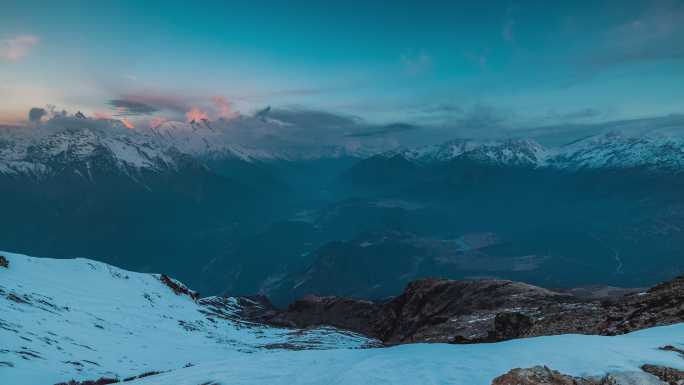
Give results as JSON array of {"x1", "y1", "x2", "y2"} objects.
[
  {"x1": 641, "y1": 364, "x2": 684, "y2": 385},
  {"x1": 267, "y1": 295, "x2": 381, "y2": 338},
  {"x1": 233, "y1": 295, "x2": 279, "y2": 322},
  {"x1": 491, "y1": 366, "x2": 669, "y2": 385},
  {"x1": 157, "y1": 274, "x2": 200, "y2": 301},
  {"x1": 491, "y1": 366, "x2": 594, "y2": 385},
  {"x1": 660, "y1": 345, "x2": 684, "y2": 358},
  {"x1": 490, "y1": 312, "x2": 534, "y2": 341},
  {"x1": 258, "y1": 274, "x2": 684, "y2": 345},
  {"x1": 0, "y1": 255, "x2": 8, "y2": 268},
  {"x1": 54, "y1": 377, "x2": 118, "y2": 385},
  {"x1": 598, "y1": 275, "x2": 684, "y2": 335}
]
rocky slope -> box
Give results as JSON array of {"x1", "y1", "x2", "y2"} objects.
[{"x1": 262, "y1": 274, "x2": 684, "y2": 345}]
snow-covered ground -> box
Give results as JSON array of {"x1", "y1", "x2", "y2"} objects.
[
  {"x1": 0, "y1": 251, "x2": 373, "y2": 385},
  {"x1": 2, "y1": 250, "x2": 684, "y2": 385},
  {"x1": 126, "y1": 325, "x2": 684, "y2": 385}
]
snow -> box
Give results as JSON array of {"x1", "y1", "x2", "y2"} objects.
[
  {"x1": 378, "y1": 133, "x2": 684, "y2": 172},
  {"x1": 2, "y1": 251, "x2": 684, "y2": 385},
  {"x1": 0, "y1": 123, "x2": 179, "y2": 178},
  {"x1": 382, "y1": 138, "x2": 551, "y2": 167},
  {"x1": 125, "y1": 324, "x2": 684, "y2": 385},
  {"x1": 3, "y1": 119, "x2": 684, "y2": 176},
  {"x1": 0, "y1": 251, "x2": 374, "y2": 385},
  {"x1": 553, "y1": 131, "x2": 684, "y2": 172}
]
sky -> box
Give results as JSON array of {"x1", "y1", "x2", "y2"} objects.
[{"x1": 1, "y1": 0, "x2": 683, "y2": 142}]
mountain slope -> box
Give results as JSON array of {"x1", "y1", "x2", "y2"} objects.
[
  {"x1": 3, "y1": 251, "x2": 684, "y2": 385},
  {"x1": 0, "y1": 251, "x2": 374, "y2": 385}
]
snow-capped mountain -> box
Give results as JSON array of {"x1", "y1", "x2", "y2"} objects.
[
  {"x1": 152, "y1": 119, "x2": 372, "y2": 162},
  {"x1": 552, "y1": 132, "x2": 684, "y2": 172},
  {"x1": 377, "y1": 133, "x2": 684, "y2": 172},
  {"x1": 0, "y1": 251, "x2": 373, "y2": 385},
  {"x1": 382, "y1": 138, "x2": 549, "y2": 167},
  {"x1": 0, "y1": 120, "x2": 183, "y2": 180},
  {"x1": 2, "y1": 251, "x2": 684, "y2": 385}
]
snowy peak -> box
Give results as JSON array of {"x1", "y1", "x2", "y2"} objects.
[
  {"x1": 380, "y1": 133, "x2": 684, "y2": 172},
  {"x1": 0, "y1": 122, "x2": 181, "y2": 178},
  {"x1": 383, "y1": 138, "x2": 549, "y2": 167},
  {"x1": 553, "y1": 132, "x2": 684, "y2": 172}
]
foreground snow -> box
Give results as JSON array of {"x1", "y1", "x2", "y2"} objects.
[
  {"x1": 1, "y1": 251, "x2": 684, "y2": 385},
  {"x1": 126, "y1": 324, "x2": 684, "y2": 385},
  {"x1": 0, "y1": 251, "x2": 372, "y2": 385}
]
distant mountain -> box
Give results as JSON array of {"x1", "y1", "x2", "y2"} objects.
[
  {"x1": 0, "y1": 120, "x2": 285, "y2": 287},
  {"x1": 552, "y1": 132, "x2": 684, "y2": 172},
  {"x1": 362, "y1": 132, "x2": 684, "y2": 172},
  {"x1": 381, "y1": 138, "x2": 549, "y2": 167}
]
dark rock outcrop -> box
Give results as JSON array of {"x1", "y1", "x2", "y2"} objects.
[
  {"x1": 258, "y1": 274, "x2": 684, "y2": 345},
  {"x1": 641, "y1": 364, "x2": 684, "y2": 385},
  {"x1": 267, "y1": 295, "x2": 380, "y2": 337},
  {"x1": 490, "y1": 365, "x2": 675, "y2": 385},
  {"x1": 0, "y1": 255, "x2": 8, "y2": 268},
  {"x1": 157, "y1": 274, "x2": 200, "y2": 301},
  {"x1": 491, "y1": 366, "x2": 594, "y2": 385},
  {"x1": 54, "y1": 378, "x2": 118, "y2": 385}
]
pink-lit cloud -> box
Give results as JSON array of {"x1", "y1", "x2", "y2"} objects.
[
  {"x1": 186, "y1": 107, "x2": 209, "y2": 122},
  {"x1": 93, "y1": 111, "x2": 112, "y2": 120},
  {"x1": 212, "y1": 96, "x2": 238, "y2": 120},
  {"x1": 0, "y1": 35, "x2": 40, "y2": 61},
  {"x1": 121, "y1": 117, "x2": 135, "y2": 129},
  {"x1": 149, "y1": 116, "x2": 168, "y2": 128}
]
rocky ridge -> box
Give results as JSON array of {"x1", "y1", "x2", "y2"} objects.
[{"x1": 260, "y1": 274, "x2": 684, "y2": 345}]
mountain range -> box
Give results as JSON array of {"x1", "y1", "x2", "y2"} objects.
[{"x1": 1, "y1": 117, "x2": 684, "y2": 305}]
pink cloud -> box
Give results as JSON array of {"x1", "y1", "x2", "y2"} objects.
[
  {"x1": 121, "y1": 117, "x2": 135, "y2": 129},
  {"x1": 93, "y1": 111, "x2": 112, "y2": 120},
  {"x1": 0, "y1": 35, "x2": 40, "y2": 61},
  {"x1": 149, "y1": 116, "x2": 168, "y2": 128},
  {"x1": 185, "y1": 107, "x2": 208, "y2": 122},
  {"x1": 212, "y1": 96, "x2": 238, "y2": 120}
]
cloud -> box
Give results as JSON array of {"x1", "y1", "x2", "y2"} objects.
[
  {"x1": 594, "y1": 2, "x2": 684, "y2": 66},
  {"x1": 260, "y1": 107, "x2": 361, "y2": 129},
  {"x1": 502, "y1": 20, "x2": 515, "y2": 42},
  {"x1": 463, "y1": 52, "x2": 488, "y2": 69},
  {"x1": 108, "y1": 99, "x2": 158, "y2": 116},
  {"x1": 212, "y1": 96, "x2": 238, "y2": 120},
  {"x1": 93, "y1": 111, "x2": 112, "y2": 120},
  {"x1": 553, "y1": 108, "x2": 602, "y2": 121},
  {"x1": 400, "y1": 51, "x2": 432, "y2": 75},
  {"x1": 120, "y1": 117, "x2": 135, "y2": 129},
  {"x1": 186, "y1": 107, "x2": 209, "y2": 122},
  {"x1": 149, "y1": 116, "x2": 168, "y2": 129},
  {"x1": 0, "y1": 35, "x2": 39, "y2": 61},
  {"x1": 345, "y1": 123, "x2": 419, "y2": 138},
  {"x1": 28, "y1": 107, "x2": 47, "y2": 122},
  {"x1": 115, "y1": 92, "x2": 191, "y2": 115}
]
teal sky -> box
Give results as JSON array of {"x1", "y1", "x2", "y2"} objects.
[{"x1": 1, "y1": 0, "x2": 683, "y2": 130}]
